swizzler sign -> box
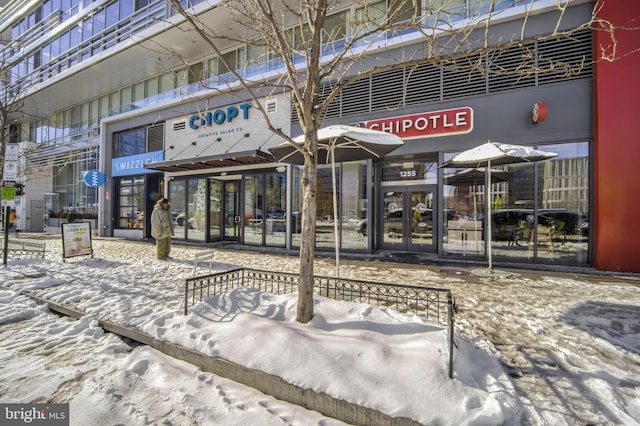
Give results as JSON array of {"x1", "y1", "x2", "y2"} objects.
[{"x1": 354, "y1": 107, "x2": 473, "y2": 139}]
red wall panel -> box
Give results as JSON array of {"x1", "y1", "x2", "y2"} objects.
[{"x1": 594, "y1": 0, "x2": 640, "y2": 272}]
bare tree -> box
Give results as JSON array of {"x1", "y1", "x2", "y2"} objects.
[{"x1": 167, "y1": 0, "x2": 621, "y2": 323}]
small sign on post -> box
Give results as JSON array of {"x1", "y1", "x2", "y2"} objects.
[{"x1": 61, "y1": 222, "x2": 94, "y2": 261}]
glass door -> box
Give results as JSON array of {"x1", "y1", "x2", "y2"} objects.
[
  {"x1": 223, "y1": 180, "x2": 241, "y2": 240},
  {"x1": 381, "y1": 186, "x2": 436, "y2": 252}
]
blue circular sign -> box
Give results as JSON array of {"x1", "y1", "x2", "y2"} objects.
[{"x1": 83, "y1": 170, "x2": 107, "y2": 188}]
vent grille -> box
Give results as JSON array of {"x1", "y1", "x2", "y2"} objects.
[
  {"x1": 265, "y1": 99, "x2": 277, "y2": 113},
  {"x1": 341, "y1": 78, "x2": 370, "y2": 116},
  {"x1": 172, "y1": 121, "x2": 186, "y2": 132},
  {"x1": 405, "y1": 63, "x2": 442, "y2": 106},
  {"x1": 291, "y1": 30, "x2": 592, "y2": 124},
  {"x1": 536, "y1": 29, "x2": 593, "y2": 84},
  {"x1": 147, "y1": 123, "x2": 165, "y2": 152},
  {"x1": 371, "y1": 68, "x2": 405, "y2": 112},
  {"x1": 442, "y1": 55, "x2": 486, "y2": 99}
]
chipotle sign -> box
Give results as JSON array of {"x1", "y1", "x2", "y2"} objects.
[{"x1": 354, "y1": 107, "x2": 473, "y2": 139}]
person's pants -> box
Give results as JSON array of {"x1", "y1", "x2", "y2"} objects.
[{"x1": 155, "y1": 237, "x2": 171, "y2": 259}]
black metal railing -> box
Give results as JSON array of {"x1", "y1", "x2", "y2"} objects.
[{"x1": 184, "y1": 268, "x2": 457, "y2": 378}]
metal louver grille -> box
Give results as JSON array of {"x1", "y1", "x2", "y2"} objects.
[
  {"x1": 442, "y1": 54, "x2": 486, "y2": 99},
  {"x1": 487, "y1": 41, "x2": 537, "y2": 92},
  {"x1": 405, "y1": 63, "x2": 442, "y2": 106},
  {"x1": 146, "y1": 123, "x2": 165, "y2": 152},
  {"x1": 371, "y1": 68, "x2": 405, "y2": 112},
  {"x1": 536, "y1": 29, "x2": 593, "y2": 84},
  {"x1": 341, "y1": 78, "x2": 371, "y2": 116},
  {"x1": 291, "y1": 30, "x2": 592, "y2": 124},
  {"x1": 319, "y1": 83, "x2": 341, "y2": 120}
]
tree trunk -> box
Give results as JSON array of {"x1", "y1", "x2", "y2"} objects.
[{"x1": 297, "y1": 158, "x2": 318, "y2": 323}]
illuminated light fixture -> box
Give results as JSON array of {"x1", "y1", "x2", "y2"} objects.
[{"x1": 276, "y1": 166, "x2": 286, "y2": 173}]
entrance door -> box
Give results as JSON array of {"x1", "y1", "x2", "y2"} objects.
[
  {"x1": 30, "y1": 200, "x2": 44, "y2": 232},
  {"x1": 381, "y1": 186, "x2": 436, "y2": 252},
  {"x1": 223, "y1": 180, "x2": 241, "y2": 240}
]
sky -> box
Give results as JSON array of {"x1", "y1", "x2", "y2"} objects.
[{"x1": 1, "y1": 236, "x2": 639, "y2": 425}]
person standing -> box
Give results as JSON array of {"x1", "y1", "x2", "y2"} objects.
[{"x1": 151, "y1": 198, "x2": 174, "y2": 260}]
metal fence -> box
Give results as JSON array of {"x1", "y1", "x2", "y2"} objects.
[
  {"x1": 184, "y1": 268, "x2": 457, "y2": 378},
  {"x1": 1, "y1": 238, "x2": 47, "y2": 261}
]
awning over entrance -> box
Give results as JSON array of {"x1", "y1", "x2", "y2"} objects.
[{"x1": 143, "y1": 150, "x2": 275, "y2": 172}]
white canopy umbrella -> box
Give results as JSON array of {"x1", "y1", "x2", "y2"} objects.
[
  {"x1": 269, "y1": 125, "x2": 404, "y2": 276},
  {"x1": 441, "y1": 141, "x2": 557, "y2": 278}
]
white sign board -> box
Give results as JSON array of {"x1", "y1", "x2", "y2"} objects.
[
  {"x1": 3, "y1": 144, "x2": 19, "y2": 181},
  {"x1": 61, "y1": 222, "x2": 94, "y2": 260}
]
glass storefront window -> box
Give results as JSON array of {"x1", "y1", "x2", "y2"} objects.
[
  {"x1": 265, "y1": 172, "x2": 287, "y2": 247},
  {"x1": 292, "y1": 160, "x2": 369, "y2": 252},
  {"x1": 169, "y1": 179, "x2": 186, "y2": 240},
  {"x1": 117, "y1": 176, "x2": 144, "y2": 228},
  {"x1": 443, "y1": 141, "x2": 590, "y2": 265},
  {"x1": 209, "y1": 179, "x2": 222, "y2": 240},
  {"x1": 169, "y1": 178, "x2": 207, "y2": 241},
  {"x1": 244, "y1": 175, "x2": 264, "y2": 245},
  {"x1": 342, "y1": 162, "x2": 368, "y2": 250},
  {"x1": 189, "y1": 178, "x2": 208, "y2": 242},
  {"x1": 244, "y1": 172, "x2": 286, "y2": 247}
]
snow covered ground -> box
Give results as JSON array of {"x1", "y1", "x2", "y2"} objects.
[{"x1": 1, "y1": 235, "x2": 639, "y2": 425}]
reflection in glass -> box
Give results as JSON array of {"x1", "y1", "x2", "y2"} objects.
[
  {"x1": 292, "y1": 160, "x2": 369, "y2": 252},
  {"x1": 168, "y1": 179, "x2": 186, "y2": 240},
  {"x1": 244, "y1": 175, "x2": 264, "y2": 245},
  {"x1": 188, "y1": 178, "x2": 207, "y2": 242},
  {"x1": 209, "y1": 179, "x2": 222, "y2": 240},
  {"x1": 265, "y1": 172, "x2": 286, "y2": 247},
  {"x1": 443, "y1": 141, "x2": 589, "y2": 265}
]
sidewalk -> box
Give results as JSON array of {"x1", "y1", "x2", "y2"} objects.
[{"x1": 4, "y1": 234, "x2": 640, "y2": 425}]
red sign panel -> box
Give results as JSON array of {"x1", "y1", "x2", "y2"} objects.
[{"x1": 354, "y1": 107, "x2": 473, "y2": 140}]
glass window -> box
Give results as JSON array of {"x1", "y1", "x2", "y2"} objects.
[
  {"x1": 106, "y1": 1, "x2": 119, "y2": 28},
  {"x1": 158, "y1": 73, "x2": 174, "y2": 93},
  {"x1": 114, "y1": 127, "x2": 146, "y2": 157},
  {"x1": 89, "y1": 99, "x2": 99, "y2": 127},
  {"x1": 535, "y1": 142, "x2": 589, "y2": 264},
  {"x1": 133, "y1": 81, "x2": 145, "y2": 102},
  {"x1": 109, "y1": 91, "x2": 120, "y2": 115},
  {"x1": 120, "y1": 0, "x2": 134, "y2": 19},
  {"x1": 244, "y1": 175, "x2": 264, "y2": 245},
  {"x1": 146, "y1": 77, "x2": 159, "y2": 98},
  {"x1": 323, "y1": 9, "x2": 349, "y2": 42},
  {"x1": 92, "y1": 9, "x2": 105, "y2": 35},
  {"x1": 99, "y1": 95, "x2": 109, "y2": 119},
  {"x1": 381, "y1": 160, "x2": 438, "y2": 183},
  {"x1": 341, "y1": 162, "x2": 368, "y2": 250},
  {"x1": 355, "y1": 1, "x2": 386, "y2": 44},
  {"x1": 424, "y1": 0, "x2": 466, "y2": 25},
  {"x1": 207, "y1": 57, "x2": 218, "y2": 78},
  {"x1": 187, "y1": 179, "x2": 207, "y2": 242},
  {"x1": 443, "y1": 141, "x2": 590, "y2": 266},
  {"x1": 117, "y1": 176, "x2": 145, "y2": 229},
  {"x1": 265, "y1": 172, "x2": 286, "y2": 247},
  {"x1": 169, "y1": 179, "x2": 186, "y2": 240},
  {"x1": 175, "y1": 68, "x2": 189, "y2": 88},
  {"x1": 209, "y1": 179, "x2": 222, "y2": 240}
]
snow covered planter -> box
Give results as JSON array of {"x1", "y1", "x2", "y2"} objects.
[{"x1": 184, "y1": 268, "x2": 457, "y2": 378}]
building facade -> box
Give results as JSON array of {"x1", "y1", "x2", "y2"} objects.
[{"x1": 2, "y1": 0, "x2": 639, "y2": 272}]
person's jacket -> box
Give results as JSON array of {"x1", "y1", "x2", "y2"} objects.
[{"x1": 151, "y1": 206, "x2": 174, "y2": 239}]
